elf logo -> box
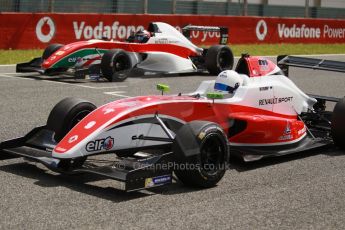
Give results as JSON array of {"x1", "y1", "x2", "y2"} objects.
[
  {"x1": 68, "y1": 57, "x2": 82, "y2": 63},
  {"x1": 36, "y1": 16, "x2": 56, "y2": 43},
  {"x1": 86, "y1": 136, "x2": 114, "y2": 152}
]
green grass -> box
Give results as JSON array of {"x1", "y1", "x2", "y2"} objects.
[
  {"x1": 0, "y1": 49, "x2": 43, "y2": 65},
  {"x1": 0, "y1": 43, "x2": 344, "y2": 64},
  {"x1": 230, "y1": 43, "x2": 345, "y2": 57}
]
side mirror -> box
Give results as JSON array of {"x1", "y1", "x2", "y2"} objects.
[
  {"x1": 157, "y1": 84, "x2": 170, "y2": 95},
  {"x1": 206, "y1": 92, "x2": 224, "y2": 100}
]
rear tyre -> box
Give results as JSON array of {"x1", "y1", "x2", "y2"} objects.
[
  {"x1": 173, "y1": 121, "x2": 229, "y2": 188},
  {"x1": 47, "y1": 97, "x2": 96, "y2": 143},
  {"x1": 205, "y1": 45, "x2": 234, "y2": 75},
  {"x1": 101, "y1": 49, "x2": 132, "y2": 82},
  {"x1": 331, "y1": 97, "x2": 345, "y2": 149},
  {"x1": 42, "y1": 43, "x2": 63, "y2": 60}
]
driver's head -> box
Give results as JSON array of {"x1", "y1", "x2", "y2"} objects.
[
  {"x1": 134, "y1": 30, "x2": 151, "y2": 43},
  {"x1": 214, "y1": 70, "x2": 243, "y2": 94}
]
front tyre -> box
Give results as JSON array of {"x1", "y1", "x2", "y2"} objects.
[
  {"x1": 173, "y1": 121, "x2": 229, "y2": 188},
  {"x1": 331, "y1": 97, "x2": 345, "y2": 149},
  {"x1": 42, "y1": 43, "x2": 63, "y2": 60},
  {"x1": 101, "y1": 49, "x2": 132, "y2": 82},
  {"x1": 205, "y1": 45, "x2": 234, "y2": 75},
  {"x1": 46, "y1": 98, "x2": 96, "y2": 170},
  {"x1": 47, "y1": 97, "x2": 96, "y2": 143}
]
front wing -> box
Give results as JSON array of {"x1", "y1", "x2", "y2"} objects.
[
  {"x1": 16, "y1": 57, "x2": 45, "y2": 74},
  {"x1": 0, "y1": 126, "x2": 173, "y2": 191}
]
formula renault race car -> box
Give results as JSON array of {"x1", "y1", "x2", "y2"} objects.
[
  {"x1": 2, "y1": 55, "x2": 345, "y2": 191},
  {"x1": 16, "y1": 22, "x2": 233, "y2": 82}
]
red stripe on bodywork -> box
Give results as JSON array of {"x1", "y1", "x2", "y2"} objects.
[
  {"x1": 42, "y1": 41, "x2": 197, "y2": 69},
  {"x1": 82, "y1": 56, "x2": 101, "y2": 67}
]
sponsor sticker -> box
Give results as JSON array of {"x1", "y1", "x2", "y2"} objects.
[
  {"x1": 55, "y1": 147, "x2": 66, "y2": 152},
  {"x1": 86, "y1": 136, "x2": 114, "y2": 152},
  {"x1": 145, "y1": 175, "x2": 172, "y2": 188},
  {"x1": 155, "y1": 38, "x2": 177, "y2": 44},
  {"x1": 259, "y1": 86, "x2": 270, "y2": 91},
  {"x1": 68, "y1": 57, "x2": 82, "y2": 63},
  {"x1": 103, "y1": 108, "x2": 115, "y2": 115},
  {"x1": 258, "y1": 59, "x2": 269, "y2": 71},
  {"x1": 259, "y1": 96, "x2": 293, "y2": 106},
  {"x1": 219, "y1": 72, "x2": 228, "y2": 78},
  {"x1": 198, "y1": 131, "x2": 206, "y2": 140},
  {"x1": 298, "y1": 125, "x2": 307, "y2": 135},
  {"x1": 68, "y1": 135, "x2": 78, "y2": 143},
  {"x1": 279, "y1": 121, "x2": 293, "y2": 141},
  {"x1": 278, "y1": 134, "x2": 293, "y2": 141},
  {"x1": 284, "y1": 121, "x2": 291, "y2": 135},
  {"x1": 55, "y1": 51, "x2": 65, "y2": 56},
  {"x1": 84, "y1": 121, "x2": 96, "y2": 129}
]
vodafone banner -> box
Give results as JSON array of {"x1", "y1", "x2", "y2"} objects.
[{"x1": 0, "y1": 13, "x2": 344, "y2": 49}]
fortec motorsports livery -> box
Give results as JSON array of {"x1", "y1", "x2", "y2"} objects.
[
  {"x1": 2, "y1": 55, "x2": 345, "y2": 191},
  {"x1": 16, "y1": 22, "x2": 233, "y2": 82}
]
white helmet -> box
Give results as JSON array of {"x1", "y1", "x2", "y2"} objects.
[{"x1": 214, "y1": 70, "x2": 243, "y2": 94}]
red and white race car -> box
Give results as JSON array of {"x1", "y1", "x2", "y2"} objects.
[
  {"x1": 3, "y1": 55, "x2": 345, "y2": 191},
  {"x1": 16, "y1": 22, "x2": 233, "y2": 82}
]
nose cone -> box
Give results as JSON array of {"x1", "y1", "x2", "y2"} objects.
[
  {"x1": 42, "y1": 56, "x2": 56, "y2": 69},
  {"x1": 52, "y1": 95, "x2": 197, "y2": 159},
  {"x1": 52, "y1": 97, "x2": 148, "y2": 158}
]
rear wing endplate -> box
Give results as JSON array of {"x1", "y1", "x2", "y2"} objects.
[
  {"x1": 277, "y1": 55, "x2": 345, "y2": 77},
  {"x1": 182, "y1": 25, "x2": 228, "y2": 45}
]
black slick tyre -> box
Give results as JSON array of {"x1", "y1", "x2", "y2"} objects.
[
  {"x1": 205, "y1": 45, "x2": 234, "y2": 75},
  {"x1": 100, "y1": 49, "x2": 132, "y2": 82},
  {"x1": 331, "y1": 97, "x2": 345, "y2": 149},
  {"x1": 46, "y1": 97, "x2": 96, "y2": 143},
  {"x1": 42, "y1": 44, "x2": 63, "y2": 60},
  {"x1": 172, "y1": 121, "x2": 229, "y2": 188}
]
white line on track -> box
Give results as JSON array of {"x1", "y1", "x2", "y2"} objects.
[
  {"x1": 87, "y1": 85, "x2": 128, "y2": 89},
  {"x1": 0, "y1": 74, "x2": 128, "y2": 89},
  {"x1": 104, "y1": 91, "x2": 130, "y2": 98},
  {"x1": 0, "y1": 64, "x2": 16, "y2": 67},
  {"x1": 234, "y1": 53, "x2": 345, "y2": 58},
  {"x1": 0, "y1": 73, "x2": 129, "y2": 97},
  {"x1": 0, "y1": 74, "x2": 13, "y2": 78},
  {"x1": 0, "y1": 54, "x2": 344, "y2": 67},
  {"x1": 0, "y1": 74, "x2": 33, "y2": 80}
]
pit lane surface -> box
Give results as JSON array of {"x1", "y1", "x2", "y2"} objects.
[{"x1": 0, "y1": 55, "x2": 345, "y2": 229}]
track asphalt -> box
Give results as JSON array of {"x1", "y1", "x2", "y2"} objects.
[{"x1": 0, "y1": 55, "x2": 344, "y2": 229}]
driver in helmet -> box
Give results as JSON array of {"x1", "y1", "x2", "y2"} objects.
[
  {"x1": 127, "y1": 29, "x2": 151, "y2": 43},
  {"x1": 214, "y1": 70, "x2": 244, "y2": 96}
]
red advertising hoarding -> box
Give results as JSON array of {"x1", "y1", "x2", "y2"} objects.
[{"x1": 0, "y1": 13, "x2": 344, "y2": 49}]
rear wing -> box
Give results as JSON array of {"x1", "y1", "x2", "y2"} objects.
[
  {"x1": 277, "y1": 55, "x2": 345, "y2": 77},
  {"x1": 182, "y1": 25, "x2": 228, "y2": 45}
]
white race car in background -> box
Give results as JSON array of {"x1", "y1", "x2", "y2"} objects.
[{"x1": 17, "y1": 22, "x2": 234, "y2": 82}]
